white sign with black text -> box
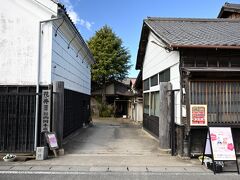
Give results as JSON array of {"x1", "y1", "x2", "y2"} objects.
[{"x1": 41, "y1": 90, "x2": 51, "y2": 132}]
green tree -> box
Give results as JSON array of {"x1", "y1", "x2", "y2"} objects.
[{"x1": 87, "y1": 25, "x2": 131, "y2": 104}]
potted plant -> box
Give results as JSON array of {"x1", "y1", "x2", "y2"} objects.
[{"x1": 3, "y1": 154, "x2": 16, "y2": 162}]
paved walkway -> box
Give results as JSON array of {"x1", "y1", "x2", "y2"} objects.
[{"x1": 0, "y1": 118, "x2": 211, "y2": 173}]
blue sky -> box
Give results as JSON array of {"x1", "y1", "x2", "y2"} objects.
[{"x1": 60, "y1": 0, "x2": 240, "y2": 78}]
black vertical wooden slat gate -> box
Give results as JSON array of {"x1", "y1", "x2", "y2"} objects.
[
  {"x1": 0, "y1": 87, "x2": 39, "y2": 153},
  {"x1": 190, "y1": 81, "x2": 240, "y2": 124}
]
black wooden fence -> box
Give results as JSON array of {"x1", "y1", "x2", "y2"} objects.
[
  {"x1": 0, "y1": 87, "x2": 38, "y2": 153},
  {"x1": 63, "y1": 89, "x2": 90, "y2": 138},
  {"x1": 0, "y1": 84, "x2": 90, "y2": 153},
  {"x1": 143, "y1": 114, "x2": 159, "y2": 137}
]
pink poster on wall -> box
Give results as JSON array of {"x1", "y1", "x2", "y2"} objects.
[{"x1": 209, "y1": 127, "x2": 236, "y2": 161}]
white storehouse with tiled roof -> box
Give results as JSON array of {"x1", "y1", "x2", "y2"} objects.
[
  {"x1": 136, "y1": 16, "x2": 240, "y2": 157},
  {"x1": 0, "y1": 0, "x2": 94, "y2": 153},
  {"x1": 0, "y1": 0, "x2": 94, "y2": 93}
]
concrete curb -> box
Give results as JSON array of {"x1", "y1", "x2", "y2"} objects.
[{"x1": 0, "y1": 165, "x2": 211, "y2": 173}]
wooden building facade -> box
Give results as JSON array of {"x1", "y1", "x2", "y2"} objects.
[
  {"x1": 181, "y1": 48, "x2": 240, "y2": 155},
  {"x1": 91, "y1": 79, "x2": 134, "y2": 118},
  {"x1": 136, "y1": 16, "x2": 240, "y2": 156}
]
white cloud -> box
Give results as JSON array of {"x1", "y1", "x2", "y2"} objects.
[
  {"x1": 80, "y1": 19, "x2": 85, "y2": 26},
  {"x1": 79, "y1": 19, "x2": 94, "y2": 30},
  {"x1": 60, "y1": 0, "x2": 94, "y2": 30},
  {"x1": 85, "y1": 21, "x2": 92, "y2": 30},
  {"x1": 68, "y1": 10, "x2": 80, "y2": 24}
]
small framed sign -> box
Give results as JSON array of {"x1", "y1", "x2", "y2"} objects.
[
  {"x1": 45, "y1": 132, "x2": 59, "y2": 150},
  {"x1": 190, "y1": 104, "x2": 207, "y2": 126}
]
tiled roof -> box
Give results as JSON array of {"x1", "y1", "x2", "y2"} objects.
[
  {"x1": 218, "y1": 3, "x2": 240, "y2": 18},
  {"x1": 145, "y1": 18, "x2": 240, "y2": 49},
  {"x1": 222, "y1": 3, "x2": 240, "y2": 10}
]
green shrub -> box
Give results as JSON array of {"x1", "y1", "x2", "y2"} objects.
[{"x1": 99, "y1": 104, "x2": 114, "y2": 117}]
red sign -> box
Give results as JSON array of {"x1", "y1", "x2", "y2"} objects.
[{"x1": 190, "y1": 105, "x2": 207, "y2": 126}]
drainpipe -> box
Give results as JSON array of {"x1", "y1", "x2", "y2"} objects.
[{"x1": 34, "y1": 17, "x2": 63, "y2": 150}]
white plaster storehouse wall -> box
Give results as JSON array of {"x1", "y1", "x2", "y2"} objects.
[
  {"x1": 142, "y1": 32, "x2": 180, "y2": 81},
  {"x1": 142, "y1": 32, "x2": 181, "y2": 124},
  {"x1": 0, "y1": 0, "x2": 57, "y2": 85}
]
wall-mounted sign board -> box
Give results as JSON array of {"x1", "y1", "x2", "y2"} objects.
[
  {"x1": 41, "y1": 90, "x2": 51, "y2": 132},
  {"x1": 190, "y1": 104, "x2": 207, "y2": 126}
]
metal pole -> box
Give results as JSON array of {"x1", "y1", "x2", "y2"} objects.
[
  {"x1": 171, "y1": 90, "x2": 175, "y2": 156},
  {"x1": 34, "y1": 17, "x2": 62, "y2": 150},
  {"x1": 170, "y1": 89, "x2": 180, "y2": 156}
]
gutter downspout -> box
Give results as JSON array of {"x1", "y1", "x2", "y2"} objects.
[{"x1": 34, "y1": 17, "x2": 63, "y2": 150}]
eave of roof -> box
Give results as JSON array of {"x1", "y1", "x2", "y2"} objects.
[
  {"x1": 218, "y1": 3, "x2": 240, "y2": 18},
  {"x1": 182, "y1": 67, "x2": 240, "y2": 72},
  {"x1": 134, "y1": 71, "x2": 142, "y2": 90},
  {"x1": 57, "y1": 3, "x2": 95, "y2": 64},
  {"x1": 135, "y1": 22, "x2": 149, "y2": 70},
  {"x1": 171, "y1": 44, "x2": 240, "y2": 50}
]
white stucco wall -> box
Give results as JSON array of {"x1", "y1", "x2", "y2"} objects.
[
  {"x1": 51, "y1": 23, "x2": 91, "y2": 95},
  {"x1": 142, "y1": 32, "x2": 180, "y2": 82},
  {"x1": 170, "y1": 64, "x2": 181, "y2": 124},
  {"x1": 142, "y1": 32, "x2": 181, "y2": 124},
  {"x1": 0, "y1": 0, "x2": 92, "y2": 95},
  {"x1": 0, "y1": 0, "x2": 57, "y2": 85}
]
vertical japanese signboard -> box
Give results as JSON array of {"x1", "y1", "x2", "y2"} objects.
[
  {"x1": 41, "y1": 90, "x2": 51, "y2": 132},
  {"x1": 209, "y1": 127, "x2": 236, "y2": 161},
  {"x1": 190, "y1": 104, "x2": 207, "y2": 126}
]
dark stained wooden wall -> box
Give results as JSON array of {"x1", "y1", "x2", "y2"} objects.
[
  {"x1": 181, "y1": 49, "x2": 240, "y2": 69},
  {"x1": 180, "y1": 48, "x2": 240, "y2": 155}
]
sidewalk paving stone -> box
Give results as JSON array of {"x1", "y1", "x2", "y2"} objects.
[
  {"x1": 109, "y1": 166, "x2": 129, "y2": 172},
  {"x1": 10, "y1": 166, "x2": 33, "y2": 171},
  {"x1": 89, "y1": 166, "x2": 109, "y2": 172},
  {"x1": 128, "y1": 166, "x2": 148, "y2": 172},
  {"x1": 67, "y1": 166, "x2": 91, "y2": 172},
  {"x1": 0, "y1": 166, "x2": 14, "y2": 171},
  {"x1": 30, "y1": 166, "x2": 53, "y2": 171}
]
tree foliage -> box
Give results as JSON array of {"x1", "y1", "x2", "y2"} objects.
[{"x1": 87, "y1": 25, "x2": 131, "y2": 89}]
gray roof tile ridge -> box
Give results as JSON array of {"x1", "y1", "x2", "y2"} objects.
[
  {"x1": 145, "y1": 17, "x2": 240, "y2": 22},
  {"x1": 224, "y1": 3, "x2": 240, "y2": 9}
]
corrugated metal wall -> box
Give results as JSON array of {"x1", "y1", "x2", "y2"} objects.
[{"x1": 190, "y1": 81, "x2": 240, "y2": 124}]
